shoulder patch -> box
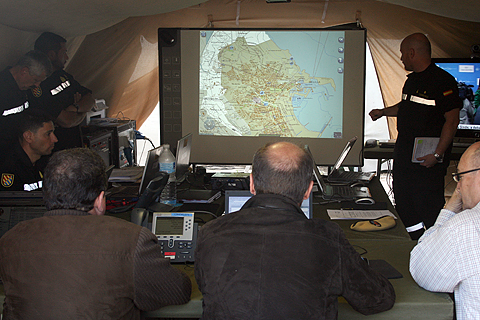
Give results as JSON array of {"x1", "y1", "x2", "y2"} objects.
[
  {"x1": 1, "y1": 173, "x2": 14, "y2": 188},
  {"x1": 31, "y1": 86, "x2": 42, "y2": 98}
]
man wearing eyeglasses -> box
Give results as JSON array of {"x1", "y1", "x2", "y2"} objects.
[{"x1": 410, "y1": 141, "x2": 480, "y2": 320}]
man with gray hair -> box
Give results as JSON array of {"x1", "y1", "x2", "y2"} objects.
[
  {"x1": 28, "y1": 31, "x2": 96, "y2": 151},
  {"x1": 0, "y1": 148, "x2": 192, "y2": 319},
  {"x1": 0, "y1": 50, "x2": 52, "y2": 161},
  {"x1": 410, "y1": 141, "x2": 480, "y2": 319},
  {"x1": 195, "y1": 141, "x2": 395, "y2": 319}
]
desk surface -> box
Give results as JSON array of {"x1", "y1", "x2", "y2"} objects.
[
  {"x1": 0, "y1": 178, "x2": 451, "y2": 319},
  {"x1": 313, "y1": 176, "x2": 410, "y2": 241},
  {"x1": 143, "y1": 240, "x2": 452, "y2": 320},
  {"x1": 364, "y1": 145, "x2": 466, "y2": 161},
  {"x1": 144, "y1": 177, "x2": 451, "y2": 319}
]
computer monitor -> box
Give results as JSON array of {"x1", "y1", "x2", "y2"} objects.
[
  {"x1": 432, "y1": 58, "x2": 480, "y2": 138},
  {"x1": 224, "y1": 190, "x2": 313, "y2": 219}
]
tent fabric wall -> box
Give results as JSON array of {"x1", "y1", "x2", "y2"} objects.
[
  {"x1": 65, "y1": 0, "x2": 480, "y2": 136},
  {"x1": 1, "y1": 0, "x2": 479, "y2": 137}
]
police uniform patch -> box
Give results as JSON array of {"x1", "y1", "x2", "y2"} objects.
[
  {"x1": 31, "y1": 86, "x2": 42, "y2": 98},
  {"x1": 1, "y1": 173, "x2": 14, "y2": 188}
]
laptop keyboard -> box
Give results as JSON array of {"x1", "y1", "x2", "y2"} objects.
[
  {"x1": 339, "y1": 171, "x2": 372, "y2": 180},
  {"x1": 331, "y1": 185, "x2": 355, "y2": 196}
]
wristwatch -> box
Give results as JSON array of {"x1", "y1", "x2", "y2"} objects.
[{"x1": 434, "y1": 153, "x2": 443, "y2": 163}]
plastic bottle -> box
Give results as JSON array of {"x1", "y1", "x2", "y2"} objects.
[{"x1": 158, "y1": 144, "x2": 176, "y2": 206}]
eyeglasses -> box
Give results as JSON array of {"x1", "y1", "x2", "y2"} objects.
[{"x1": 452, "y1": 168, "x2": 480, "y2": 182}]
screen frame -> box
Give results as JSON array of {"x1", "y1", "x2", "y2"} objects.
[{"x1": 159, "y1": 27, "x2": 367, "y2": 166}]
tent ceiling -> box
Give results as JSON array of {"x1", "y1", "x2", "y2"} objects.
[
  {"x1": 0, "y1": 0, "x2": 478, "y2": 37},
  {"x1": 0, "y1": 0, "x2": 208, "y2": 37},
  {"x1": 379, "y1": 0, "x2": 479, "y2": 23}
]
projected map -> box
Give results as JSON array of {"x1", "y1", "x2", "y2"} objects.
[{"x1": 199, "y1": 30, "x2": 345, "y2": 138}]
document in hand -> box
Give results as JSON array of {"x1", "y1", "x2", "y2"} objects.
[{"x1": 411, "y1": 137, "x2": 440, "y2": 163}]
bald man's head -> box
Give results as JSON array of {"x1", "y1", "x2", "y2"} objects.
[
  {"x1": 251, "y1": 142, "x2": 313, "y2": 204},
  {"x1": 400, "y1": 33, "x2": 432, "y2": 72}
]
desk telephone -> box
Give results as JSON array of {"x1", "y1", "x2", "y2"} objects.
[
  {"x1": 132, "y1": 209, "x2": 198, "y2": 263},
  {"x1": 131, "y1": 172, "x2": 198, "y2": 263}
]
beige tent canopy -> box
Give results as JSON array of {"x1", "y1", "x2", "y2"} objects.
[{"x1": 1, "y1": 0, "x2": 479, "y2": 137}]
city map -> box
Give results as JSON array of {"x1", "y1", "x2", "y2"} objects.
[{"x1": 199, "y1": 30, "x2": 345, "y2": 138}]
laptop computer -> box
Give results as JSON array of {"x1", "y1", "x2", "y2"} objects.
[
  {"x1": 224, "y1": 190, "x2": 313, "y2": 219},
  {"x1": 326, "y1": 136, "x2": 375, "y2": 183},
  {"x1": 175, "y1": 133, "x2": 192, "y2": 183},
  {"x1": 304, "y1": 145, "x2": 371, "y2": 201},
  {"x1": 106, "y1": 145, "x2": 165, "y2": 199}
]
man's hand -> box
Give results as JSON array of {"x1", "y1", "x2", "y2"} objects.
[
  {"x1": 369, "y1": 109, "x2": 384, "y2": 121},
  {"x1": 417, "y1": 154, "x2": 438, "y2": 168},
  {"x1": 445, "y1": 188, "x2": 463, "y2": 213}
]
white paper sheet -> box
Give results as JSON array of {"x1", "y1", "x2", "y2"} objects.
[{"x1": 327, "y1": 209, "x2": 397, "y2": 220}]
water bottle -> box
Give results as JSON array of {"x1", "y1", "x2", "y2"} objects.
[{"x1": 158, "y1": 144, "x2": 176, "y2": 206}]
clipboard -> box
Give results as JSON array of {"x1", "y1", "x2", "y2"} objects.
[{"x1": 411, "y1": 137, "x2": 440, "y2": 163}]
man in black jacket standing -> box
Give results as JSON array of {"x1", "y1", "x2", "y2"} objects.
[{"x1": 195, "y1": 141, "x2": 395, "y2": 320}]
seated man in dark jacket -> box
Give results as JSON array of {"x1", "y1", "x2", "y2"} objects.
[
  {"x1": 194, "y1": 141, "x2": 395, "y2": 320},
  {"x1": 0, "y1": 148, "x2": 192, "y2": 319}
]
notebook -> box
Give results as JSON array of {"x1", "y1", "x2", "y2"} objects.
[
  {"x1": 224, "y1": 190, "x2": 313, "y2": 219},
  {"x1": 305, "y1": 145, "x2": 371, "y2": 201},
  {"x1": 327, "y1": 136, "x2": 375, "y2": 183}
]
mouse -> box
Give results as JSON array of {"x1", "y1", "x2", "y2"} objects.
[
  {"x1": 355, "y1": 197, "x2": 376, "y2": 205},
  {"x1": 364, "y1": 139, "x2": 378, "y2": 148},
  {"x1": 350, "y1": 181, "x2": 365, "y2": 188}
]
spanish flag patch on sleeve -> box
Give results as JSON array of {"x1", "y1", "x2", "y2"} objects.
[{"x1": 443, "y1": 89, "x2": 453, "y2": 96}]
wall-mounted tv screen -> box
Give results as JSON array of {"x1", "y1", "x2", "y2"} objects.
[
  {"x1": 158, "y1": 27, "x2": 367, "y2": 166},
  {"x1": 432, "y1": 58, "x2": 480, "y2": 138}
]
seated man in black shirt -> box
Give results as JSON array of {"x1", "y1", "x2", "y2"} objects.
[
  {"x1": 0, "y1": 110, "x2": 57, "y2": 191},
  {"x1": 195, "y1": 141, "x2": 395, "y2": 319}
]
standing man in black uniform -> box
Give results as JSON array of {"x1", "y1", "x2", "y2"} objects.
[
  {"x1": 370, "y1": 33, "x2": 462, "y2": 239},
  {"x1": 0, "y1": 51, "x2": 52, "y2": 162},
  {"x1": 28, "y1": 32, "x2": 96, "y2": 151},
  {"x1": 0, "y1": 111, "x2": 57, "y2": 191}
]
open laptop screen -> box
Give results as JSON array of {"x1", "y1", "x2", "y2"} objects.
[
  {"x1": 138, "y1": 145, "x2": 164, "y2": 195},
  {"x1": 175, "y1": 133, "x2": 192, "y2": 183},
  {"x1": 331, "y1": 136, "x2": 357, "y2": 173},
  {"x1": 224, "y1": 190, "x2": 313, "y2": 219}
]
